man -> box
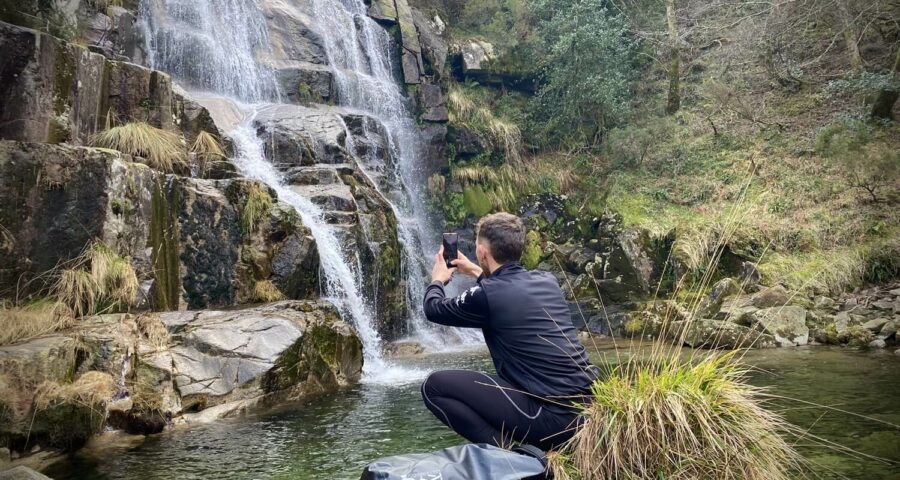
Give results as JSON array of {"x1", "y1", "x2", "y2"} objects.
[{"x1": 420, "y1": 212, "x2": 597, "y2": 451}]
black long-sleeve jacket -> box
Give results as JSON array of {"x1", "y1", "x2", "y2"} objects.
[{"x1": 424, "y1": 262, "x2": 597, "y2": 412}]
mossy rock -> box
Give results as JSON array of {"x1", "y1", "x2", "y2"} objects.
[
  {"x1": 521, "y1": 230, "x2": 543, "y2": 269},
  {"x1": 463, "y1": 185, "x2": 492, "y2": 217}
]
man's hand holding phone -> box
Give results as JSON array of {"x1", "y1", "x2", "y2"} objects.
[
  {"x1": 450, "y1": 251, "x2": 482, "y2": 279},
  {"x1": 432, "y1": 246, "x2": 456, "y2": 285}
]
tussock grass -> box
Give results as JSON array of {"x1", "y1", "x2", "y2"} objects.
[
  {"x1": 93, "y1": 122, "x2": 186, "y2": 173},
  {"x1": 0, "y1": 223, "x2": 13, "y2": 253},
  {"x1": 556, "y1": 353, "x2": 801, "y2": 480},
  {"x1": 241, "y1": 184, "x2": 273, "y2": 234},
  {"x1": 51, "y1": 241, "x2": 139, "y2": 319},
  {"x1": 448, "y1": 85, "x2": 523, "y2": 164},
  {"x1": 190, "y1": 131, "x2": 226, "y2": 177},
  {"x1": 33, "y1": 371, "x2": 116, "y2": 412},
  {"x1": 0, "y1": 300, "x2": 71, "y2": 346},
  {"x1": 252, "y1": 280, "x2": 285, "y2": 303}
]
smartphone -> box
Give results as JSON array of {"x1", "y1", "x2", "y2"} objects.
[{"x1": 442, "y1": 233, "x2": 458, "y2": 268}]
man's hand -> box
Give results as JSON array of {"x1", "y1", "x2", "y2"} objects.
[
  {"x1": 432, "y1": 246, "x2": 457, "y2": 285},
  {"x1": 451, "y1": 251, "x2": 483, "y2": 279}
]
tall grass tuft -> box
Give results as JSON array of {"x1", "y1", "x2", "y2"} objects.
[
  {"x1": 33, "y1": 371, "x2": 116, "y2": 413},
  {"x1": 190, "y1": 131, "x2": 226, "y2": 177},
  {"x1": 0, "y1": 300, "x2": 71, "y2": 346},
  {"x1": 241, "y1": 184, "x2": 273, "y2": 234},
  {"x1": 93, "y1": 122, "x2": 186, "y2": 173},
  {"x1": 448, "y1": 85, "x2": 523, "y2": 164},
  {"x1": 52, "y1": 241, "x2": 139, "y2": 319},
  {"x1": 252, "y1": 280, "x2": 285, "y2": 303},
  {"x1": 556, "y1": 353, "x2": 802, "y2": 480}
]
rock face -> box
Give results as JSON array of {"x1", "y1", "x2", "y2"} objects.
[
  {"x1": 0, "y1": 301, "x2": 362, "y2": 450},
  {"x1": 249, "y1": 104, "x2": 405, "y2": 338},
  {"x1": 0, "y1": 21, "x2": 176, "y2": 145},
  {"x1": 0, "y1": 141, "x2": 320, "y2": 309}
]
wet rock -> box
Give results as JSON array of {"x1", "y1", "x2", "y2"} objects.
[
  {"x1": 385, "y1": 341, "x2": 425, "y2": 358},
  {"x1": 275, "y1": 64, "x2": 334, "y2": 105},
  {"x1": 0, "y1": 466, "x2": 52, "y2": 480},
  {"x1": 879, "y1": 321, "x2": 897, "y2": 339},
  {"x1": 411, "y1": 7, "x2": 450, "y2": 76},
  {"x1": 257, "y1": 0, "x2": 328, "y2": 65},
  {"x1": 367, "y1": 0, "x2": 398, "y2": 24},
  {"x1": 448, "y1": 126, "x2": 489, "y2": 158},
  {"x1": 519, "y1": 194, "x2": 567, "y2": 232},
  {"x1": 395, "y1": 0, "x2": 425, "y2": 84},
  {"x1": 868, "y1": 338, "x2": 887, "y2": 349},
  {"x1": 750, "y1": 306, "x2": 809, "y2": 347},
  {"x1": 718, "y1": 296, "x2": 758, "y2": 325},
  {"x1": 418, "y1": 81, "x2": 448, "y2": 123}
]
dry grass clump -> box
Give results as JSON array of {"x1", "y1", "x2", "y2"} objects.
[
  {"x1": 448, "y1": 85, "x2": 523, "y2": 164},
  {"x1": 252, "y1": 280, "x2": 285, "y2": 303},
  {"x1": 0, "y1": 222, "x2": 13, "y2": 253},
  {"x1": 93, "y1": 122, "x2": 186, "y2": 172},
  {"x1": 33, "y1": 371, "x2": 116, "y2": 412},
  {"x1": 190, "y1": 131, "x2": 226, "y2": 177},
  {"x1": 0, "y1": 300, "x2": 71, "y2": 346},
  {"x1": 551, "y1": 353, "x2": 802, "y2": 480},
  {"x1": 135, "y1": 314, "x2": 170, "y2": 351},
  {"x1": 241, "y1": 184, "x2": 273, "y2": 234},
  {"x1": 52, "y1": 241, "x2": 139, "y2": 319}
]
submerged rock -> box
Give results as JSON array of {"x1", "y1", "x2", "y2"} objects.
[{"x1": 672, "y1": 319, "x2": 777, "y2": 350}]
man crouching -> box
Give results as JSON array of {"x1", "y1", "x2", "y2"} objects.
[{"x1": 421, "y1": 212, "x2": 597, "y2": 450}]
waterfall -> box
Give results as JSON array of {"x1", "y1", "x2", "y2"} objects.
[{"x1": 139, "y1": 0, "x2": 479, "y2": 377}]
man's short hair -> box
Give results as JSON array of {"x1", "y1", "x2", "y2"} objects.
[{"x1": 476, "y1": 213, "x2": 526, "y2": 264}]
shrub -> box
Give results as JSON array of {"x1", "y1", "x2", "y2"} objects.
[
  {"x1": 93, "y1": 122, "x2": 187, "y2": 173},
  {"x1": 252, "y1": 280, "x2": 285, "y2": 303},
  {"x1": 520, "y1": 230, "x2": 542, "y2": 269}
]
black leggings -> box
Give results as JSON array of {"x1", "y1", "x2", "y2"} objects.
[{"x1": 420, "y1": 369, "x2": 579, "y2": 451}]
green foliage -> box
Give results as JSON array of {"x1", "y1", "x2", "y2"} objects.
[
  {"x1": 527, "y1": 0, "x2": 639, "y2": 149},
  {"x1": 241, "y1": 184, "x2": 274, "y2": 234},
  {"x1": 520, "y1": 230, "x2": 542, "y2": 269},
  {"x1": 815, "y1": 117, "x2": 900, "y2": 203},
  {"x1": 441, "y1": 192, "x2": 468, "y2": 225},
  {"x1": 463, "y1": 185, "x2": 493, "y2": 217},
  {"x1": 448, "y1": 84, "x2": 524, "y2": 164}
]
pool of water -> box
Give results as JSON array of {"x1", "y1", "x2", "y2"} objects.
[{"x1": 46, "y1": 344, "x2": 900, "y2": 479}]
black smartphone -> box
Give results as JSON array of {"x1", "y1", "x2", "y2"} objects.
[{"x1": 442, "y1": 233, "x2": 458, "y2": 268}]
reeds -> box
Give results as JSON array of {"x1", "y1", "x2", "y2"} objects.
[{"x1": 93, "y1": 122, "x2": 186, "y2": 172}]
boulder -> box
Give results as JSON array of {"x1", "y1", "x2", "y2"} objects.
[
  {"x1": 447, "y1": 126, "x2": 489, "y2": 158},
  {"x1": 143, "y1": 301, "x2": 362, "y2": 413},
  {"x1": 456, "y1": 40, "x2": 495, "y2": 74},
  {"x1": 418, "y1": 81, "x2": 449, "y2": 123},
  {"x1": 862, "y1": 318, "x2": 890, "y2": 333},
  {"x1": 385, "y1": 341, "x2": 425, "y2": 358},
  {"x1": 258, "y1": 0, "x2": 328, "y2": 65},
  {"x1": 718, "y1": 296, "x2": 758, "y2": 325},
  {"x1": 698, "y1": 278, "x2": 739, "y2": 318},
  {"x1": 868, "y1": 338, "x2": 887, "y2": 349},
  {"x1": 274, "y1": 63, "x2": 334, "y2": 105},
  {"x1": 750, "y1": 285, "x2": 792, "y2": 308},
  {"x1": 411, "y1": 8, "x2": 450, "y2": 76},
  {"x1": 253, "y1": 104, "x2": 350, "y2": 167},
  {"x1": 750, "y1": 306, "x2": 809, "y2": 347}
]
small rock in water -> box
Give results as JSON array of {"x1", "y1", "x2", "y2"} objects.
[
  {"x1": 385, "y1": 341, "x2": 425, "y2": 358},
  {"x1": 868, "y1": 338, "x2": 886, "y2": 349}
]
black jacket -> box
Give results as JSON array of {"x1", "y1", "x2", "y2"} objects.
[{"x1": 424, "y1": 263, "x2": 597, "y2": 411}]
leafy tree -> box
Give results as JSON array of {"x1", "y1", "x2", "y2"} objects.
[{"x1": 527, "y1": 0, "x2": 639, "y2": 149}]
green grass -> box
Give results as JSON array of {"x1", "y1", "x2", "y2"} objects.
[
  {"x1": 552, "y1": 352, "x2": 803, "y2": 480},
  {"x1": 241, "y1": 184, "x2": 273, "y2": 234},
  {"x1": 448, "y1": 84, "x2": 523, "y2": 164}
]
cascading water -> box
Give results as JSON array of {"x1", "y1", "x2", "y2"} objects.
[{"x1": 139, "y1": 0, "x2": 480, "y2": 378}]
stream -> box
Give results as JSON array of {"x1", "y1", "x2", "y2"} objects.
[{"x1": 47, "y1": 343, "x2": 900, "y2": 479}]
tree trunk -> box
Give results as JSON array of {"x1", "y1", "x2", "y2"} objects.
[
  {"x1": 837, "y1": 3, "x2": 863, "y2": 72},
  {"x1": 665, "y1": 0, "x2": 680, "y2": 115},
  {"x1": 871, "y1": 46, "x2": 900, "y2": 120}
]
